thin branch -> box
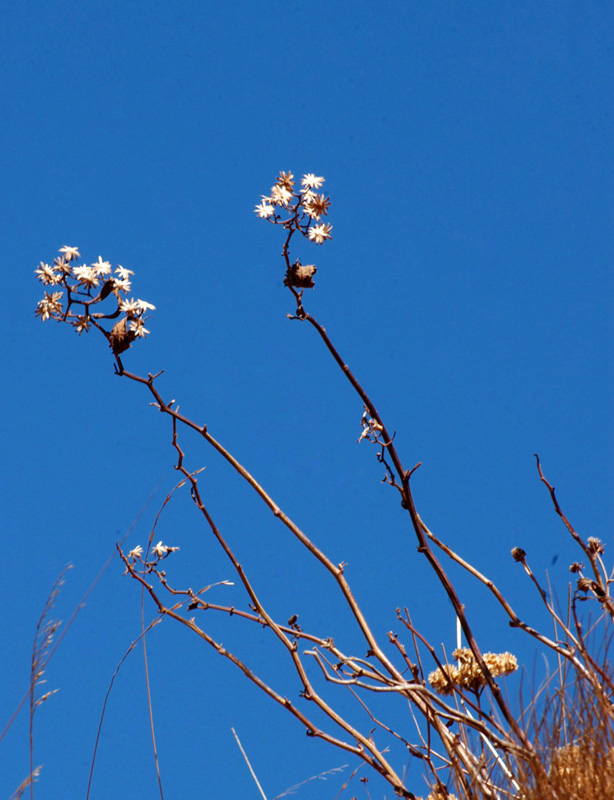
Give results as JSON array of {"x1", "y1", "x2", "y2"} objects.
[{"x1": 232, "y1": 727, "x2": 268, "y2": 800}]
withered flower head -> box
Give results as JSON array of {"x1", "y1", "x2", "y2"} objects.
[
  {"x1": 275, "y1": 171, "x2": 295, "y2": 191},
  {"x1": 72, "y1": 316, "x2": 91, "y2": 335},
  {"x1": 307, "y1": 222, "x2": 333, "y2": 244},
  {"x1": 109, "y1": 317, "x2": 136, "y2": 355},
  {"x1": 34, "y1": 262, "x2": 61, "y2": 285},
  {"x1": 429, "y1": 648, "x2": 518, "y2": 694},
  {"x1": 35, "y1": 291, "x2": 64, "y2": 321},
  {"x1": 270, "y1": 184, "x2": 293, "y2": 207},
  {"x1": 254, "y1": 198, "x2": 275, "y2": 218},
  {"x1": 587, "y1": 537, "x2": 605, "y2": 555},
  {"x1": 427, "y1": 664, "x2": 459, "y2": 696},
  {"x1": 301, "y1": 173, "x2": 325, "y2": 189},
  {"x1": 304, "y1": 192, "x2": 331, "y2": 220},
  {"x1": 59, "y1": 245, "x2": 81, "y2": 262},
  {"x1": 284, "y1": 260, "x2": 317, "y2": 289}
]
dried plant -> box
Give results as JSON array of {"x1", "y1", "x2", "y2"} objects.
[
  {"x1": 33, "y1": 172, "x2": 613, "y2": 798},
  {"x1": 514, "y1": 666, "x2": 614, "y2": 800},
  {"x1": 7, "y1": 568, "x2": 69, "y2": 800}
]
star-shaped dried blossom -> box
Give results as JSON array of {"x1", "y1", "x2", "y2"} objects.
[
  {"x1": 304, "y1": 193, "x2": 331, "y2": 220},
  {"x1": 72, "y1": 316, "x2": 91, "y2": 334},
  {"x1": 301, "y1": 174, "x2": 325, "y2": 189},
  {"x1": 34, "y1": 262, "x2": 60, "y2": 285},
  {"x1": 115, "y1": 266, "x2": 134, "y2": 281},
  {"x1": 113, "y1": 277, "x2": 131, "y2": 293},
  {"x1": 59, "y1": 245, "x2": 81, "y2": 262},
  {"x1": 53, "y1": 255, "x2": 72, "y2": 275},
  {"x1": 35, "y1": 292, "x2": 64, "y2": 321},
  {"x1": 254, "y1": 200, "x2": 275, "y2": 218},
  {"x1": 270, "y1": 184, "x2": 293, "y2": 206},
  {"x1": 129, "y1": 317, "x2": 150, "y2": 338},
  {"x1": 128, "y1": 545, "x2": 144, "y2": 560},
  {"x1": 119, "y1": 298, "x2": 140, "y2": 316},
  {"x1": 307, "y1": 222, "x2": 333, "y2": 244},
  {"x1": 72, "y1": 265, "x2": 100, "y2": 289},
  {"x1": 152, "y1": 541, "x2": 180, "y2": 558},
  {"x1": 91, "y1": 256, "x2": 112, "y2": 276},
  {"x1": 275, "y1": 171, "x2": 295, "y2": 191}
]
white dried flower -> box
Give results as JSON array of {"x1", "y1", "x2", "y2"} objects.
[
  {"x1": 255, "y1": 200, "x2": 275, "y2": 218},
  {"x1": 72, "y1": 316, "x2": 91, "y2": 334},
  {"x1": 301, "y1": 174, "x2": 325, "y2": 189},
  {"x1": 152, "y1": 541, "x2": 179, "y2": 558},
  {"x1": 53, "y1": 255, "x2": 71, "y2": 273},
  {"x1": 72, "y1": 266, "x2": 100, "y2": 289},
  {"x1": 129, "y1": 317, "x2": 150, "y2": 338},
  {"x1": 59, "y1": 245, "x2": 81, "y2": 262},
  {"x1": 91, "y1": 256, "x2": 112, "y2": 276},
  {"x1": 35, "y1": 291, "x2": 64, "y2": 321},
  {"x1": 275, "y1": 171, "x2": 295, "y2": 190},
  {"x1": 119, "y1": 298, "x2": 139, "y2": 315},
  {"x1": 113, "y1": 277, "x2": 132, "y2": 293},
  {"x1": 270, "y1": 184, "x2": 292, "y2": 206},
  {"x1": 34, "y1": 262, "x2": 60, "y2": 285},
  {"x1": 115, "y1": 266, "x2": 134, "y2": 280},
  {"x1": 307, "y1": 222, "x2": 333, "y2": 244},
  {"x1": 304, "y1": 193, "x2": 331, "y2": 220}
]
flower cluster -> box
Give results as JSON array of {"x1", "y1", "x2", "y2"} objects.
[
  {"x1": 428, "y1": 648, "x2": 518, "y2": 695},
  {"x1": 35, "y1": 246, "x2": 155, "y2": 355},
  {"x1": 256, "y1": 172, "x2": 332, "y2": 289},
  {"x1": 127, "y1": 541, "x2": 180, "y2": 563}
]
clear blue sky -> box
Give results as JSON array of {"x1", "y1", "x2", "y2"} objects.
[{"x1": 3, "y1": 1, "x2": 613, "y2": 797}]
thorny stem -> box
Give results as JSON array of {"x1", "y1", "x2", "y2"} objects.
[
  {"x1": 283, "y1": 287, "x2": 531, "y2": 753},
  {"x1": 114, "y1": 355, "x2": 511, "y2": 797}
]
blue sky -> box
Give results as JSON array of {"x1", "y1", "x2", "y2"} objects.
[{"x1": 3, "y1": 1, "x2": 613, "y2": 797}]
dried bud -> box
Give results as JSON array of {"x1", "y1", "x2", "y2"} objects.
[
  {"x1": 577, "y1": 577, "x2": 593, "y2": 593},
  {"x1": 587, "y1": 537, "x2": 605, "y2": 555},
  {"x1": 284, "y1": 259, "x2": 317, "y2": 288},
  {"x1": 511, "y1": 547, "x2": 526, "y2": 562},
  {"x1": 109, "y1": 317, "x2": 136, "y2": 355},
  {"x1": 99, "y1": 278, "x2": 115, "y2": 300},
  {"x1": 569, "y1": 562, "x2": 584, "y2": 573}
]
